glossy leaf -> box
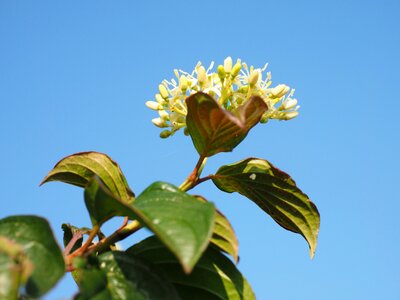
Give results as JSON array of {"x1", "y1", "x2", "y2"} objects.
[
  {"x1": 212, "y1": 158, "x2": 320, "y2": 257},
  {"x1": 75, "y1": 251, "x2": 179, "y2": 300},
  {"x1": 0, "y1": 236, "x2": 33, "y2": 299},
  {"x1": 40, "y1": 151, "x2": 134, "y2": 203},
  {"x1": 0, "y1": 216, "x2": 65, "y2": 297},
  {"x1": 134, "y1": 181, "x2": 216, "y2": 273},
  {"x1": 127, "y1": 236, "x2": 255, "y2": 300},
  {"x1": 195, "y1": 196, "x2": 239, "y2": 263},
  {"x1": 186, "y1": 92, "x2": 267, "y2": 157},
  {"x1": 84, "y1": 178, "x2": 215, "y2": 273}
]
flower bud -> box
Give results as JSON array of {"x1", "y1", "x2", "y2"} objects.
[
  {"x1": 270, "y1": 84, "x2": 290, "y2": 98},
  {"x1": 155, "y1": 93, "x2": 165, "y2": 104},
  {"x1": 237, "y1": 86, "x2": 249, "y2": 94},
  {"x1": 282, "y1": 111, "x2": 299, "y2": 120},
  {"x1": 217, "y1": 65, "x2": 226, "y2": 80},
  {"x1": 281, "y1": 98, "x2": 298, "y2": 110},
  {"x1": 158, "y1": 110, "x2": 169, "y2": 120},
  {"x1": 146, "y1": 101, "x2": 161, "y2": 110},
  {"x1": 224, "y1": 56, "x2": 232, "y2": 73},
  {"x1": 248, "y1": 70, "x2": 259, "y2": 86},
  {"x1": 159, "y1": 84, "x2": 169, "y2": 99},
  {"x1": 179, "y1": 75, "x2": 188, "y2": 91},
  {"x1": 152, "y1": 117, "x2": 168, "y2": 128},
  {"x1": 160, "y1": 130, "x2": 172, "y2": 138},
  {"x1": 197, "y1": 66, "x2": 207, "y2": 84},
  {"x1": 231, "y1": 60, "x2": 242, "y2": 78}
]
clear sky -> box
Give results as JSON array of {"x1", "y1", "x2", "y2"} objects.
[{"x1": 1, "y1": 1, "x2": 399, "y2": 299}]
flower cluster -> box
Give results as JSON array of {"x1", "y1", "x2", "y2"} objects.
[{"x1": 146, "y1": 57, "x2": 300, "y2": 138}]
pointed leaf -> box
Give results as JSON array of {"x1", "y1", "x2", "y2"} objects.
[
  {"x1": 127, "y1": 236, "x2": 255, "y2": 300},
  {"x1": 195, "y1": 196, "x2": 239, "y2": 263},
  {"x1": 134, "y1": 182, "x2": 216, "y2": 273},
  {"x1": 75, "y1": 251, "x2": 179, "y2": 300},
  {"x1": 0, "y1": 216, "x2": 65, "y2": 297},
  {"x1": 212, "y1": 158, "x2": 320, "y2": 257},
  {"x1": 186, "y1": 92, "x2": 267, "y2": 157},
  {"x1": 41, "y1": 151, "x2": 134, "y2": 203},
  {"x1": 84, "y1": 178, "x2": 216, "y2": 273}
]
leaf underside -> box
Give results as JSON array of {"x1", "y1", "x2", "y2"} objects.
[
  {"x1": 186, "y1": 92, "x2": 267, "y2": 157},
  {"x1": 40, "y1": 151, "x2": 134, "y2": 203},
  {"x1": 194, "y1": 195, "x2": 239, "y2": 263},
  {"x1": 212, "y1": 158, "x2": 320, "y2": 257}
]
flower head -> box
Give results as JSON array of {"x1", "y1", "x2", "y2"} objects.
[{"x1": 146, "y1": 57, "x2": 300, "y2": 138}]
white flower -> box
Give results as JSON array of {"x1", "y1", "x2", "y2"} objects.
[
  {"x1": 158, "y1": 84, "x2": 169, "y2": 99},
  {"x1": 152, "y1": 117, "x2": 168, "y2": 128},
  {"x1": 224, "y1": 56, "x2": 233, "y2": 73},
  {"x1": 145, "y1": 101, "x2": 162, "y2": 110},
  {"x1": 248, "y1": 69, "x2": 259, "y2": 86},
  {"x1": 158, "y1": 110, "x2": 169, "y2": 120},
  {"x1": 281, "y1": 98, "x2": 298, "y2": 110},
  {"x1": 270, "y1": 84, "x2": 290, "y2": 99},
  {"x1": 146, "y1": 57, "x2": 300, "y2": 137},
  {"x1": 282, "y1": 111, "x2": 299, "y2": 120}
]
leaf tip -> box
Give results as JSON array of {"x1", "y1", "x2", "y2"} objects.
[
  {"x1": 309, "y1": 237, "x2": 318, "y2": 259},
  {"x1": 38, "y1": 177, "x2": 48, "y2": 187},
  {"x1": 182, "y1": 264, "x2": 194, "y2": 275}
]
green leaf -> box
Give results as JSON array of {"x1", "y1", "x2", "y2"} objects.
[
  {"x1": 75, "y1": 251, "x2": 179, "y2": 300},
  {"x1": 0, "y1": 236, "x2": 33, "y2": 300},
  {"x1": 212, "y1": 158, "x2": 320, "y2": 257},
  {"x1": 134, "y1": 181, "x2": 216, "y2": 273},
  {"x1": 195, "y1": 196, "x2": 239, "y2": 263},
  {"x1": 185, "y1": 92, "x2": 267, "y2": 157},
  {"x1": 83, "y1": 177, "x2": 134, "y2": 226},
  {"x1": 85, "y1": 178, "x2": 216, "y2": 273},
  {"x1": 40, "y1": 151, "x2": 134, "y2": 203},
  {"x1": 127, "y1": 236, "x2": 255, "y2": 300},
  {"x1": 74, "y1": 268, "x2": 112, "y2": 300},
  {"x1": 0, "y1": 216, "x2": 65, "y2": 297}
]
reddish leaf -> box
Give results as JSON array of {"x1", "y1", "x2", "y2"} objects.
[{"x1": 186, "y1": 92, "x2": 267, "y2": 157}]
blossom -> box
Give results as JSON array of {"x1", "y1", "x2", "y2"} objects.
[{"x1": 146, "y1": 57, "x2": 300, "y2": 138}]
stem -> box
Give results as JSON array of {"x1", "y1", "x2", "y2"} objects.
[
  {"x1": 65, "y1": 221, "x2": 142, "y2": 272},
  {"x1": 117, "y1": 217, "x2": 129, "y2": 232},
  {"x1": 70, "y1": 225, "x2": 99, "y2": 257},
  {"x1": 65, "y1": 225, "x2": 100, "y2": 270},
  {"x1": 179, "y1": 155, "x2": 208, "y2": 192},
  {"x1": 193, "y1": 174, "x2": 214, "y2": 188},
  {"x1": 88, "y1": 220, "x2": 142, "y2": 254},
  {"x1": 63, "y1": 232, "x2": 84, "y2": 255}
]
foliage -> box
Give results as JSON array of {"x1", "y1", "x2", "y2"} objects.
[{"x1": 0, "y1": 58, "x2": 320, "y2": 299}]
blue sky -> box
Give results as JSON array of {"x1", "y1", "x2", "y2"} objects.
[{"x1": 1, "y1": 1, "x2": 399, "y2": 299}]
